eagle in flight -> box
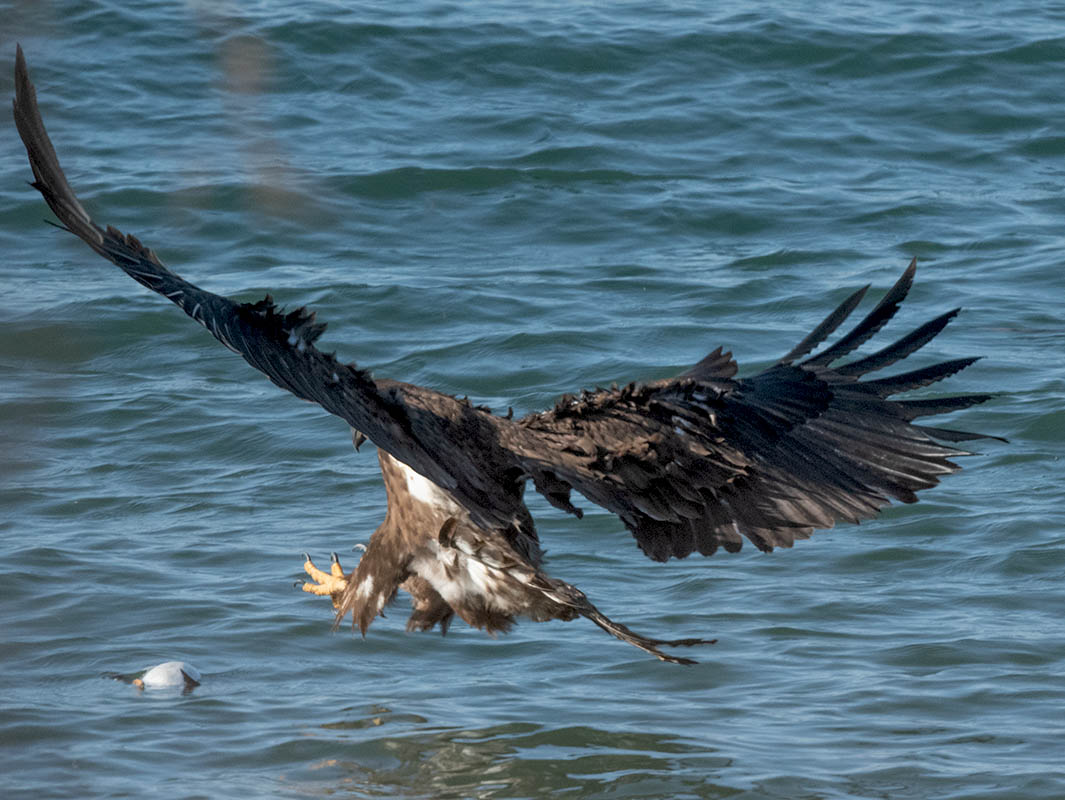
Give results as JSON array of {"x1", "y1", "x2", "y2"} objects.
[{"x1": 13, "y1": 46, "x2": 996, "y2": 664}]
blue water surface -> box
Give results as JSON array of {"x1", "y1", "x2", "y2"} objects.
[{"x1": 2, "y1": 2, "x2": 1063, "y2": 798}]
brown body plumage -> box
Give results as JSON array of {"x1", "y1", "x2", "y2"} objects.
[{"x1": 13, "y1": 46, "x2": 997, "y2": 664}]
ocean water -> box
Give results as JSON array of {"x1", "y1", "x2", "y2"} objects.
[{"x1": 2, "y1": 2, "x2": 1064, "y2": 798}]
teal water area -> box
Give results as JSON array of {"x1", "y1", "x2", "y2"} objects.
[{"x1": 2, "y1": 3, "x2": 1063, "y2": 798}]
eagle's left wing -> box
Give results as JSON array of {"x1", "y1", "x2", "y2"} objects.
[{"x1": 13, "y1": 45, "x2": 511, "y2": 518}]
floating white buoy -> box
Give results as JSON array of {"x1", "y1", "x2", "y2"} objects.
[{"x1": 131, "y1": 661, "x2": 202, "y2": 690}]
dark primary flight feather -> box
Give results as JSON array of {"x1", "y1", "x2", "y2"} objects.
[{"x1": 14, "y1": 44, "x2": 995, "y2": 574}]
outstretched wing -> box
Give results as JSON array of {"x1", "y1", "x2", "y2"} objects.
[
  {"x1": 512, "y1": 260, "x2": 999, "y2": 561},
  {"x1": 15, "y1": 46, "x2": 997, "y2": 561},
  {"x1": 11, "y1": 45, "x2": 493, "y2": 507}
]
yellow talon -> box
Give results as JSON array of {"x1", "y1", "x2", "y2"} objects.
[{"x1": 301, "y1": 552, "x2": 349, "y2": 608}]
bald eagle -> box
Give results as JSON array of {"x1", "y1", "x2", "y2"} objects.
[{"x1": 13, "y1": 46, "x2": 997, "y2": 664}]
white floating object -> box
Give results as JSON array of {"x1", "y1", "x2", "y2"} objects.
[{"x1": 132, "y1": 661, "x2": 202, "y2": 690}]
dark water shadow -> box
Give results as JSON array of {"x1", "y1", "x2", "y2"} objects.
[{"x1": 275, "y1": 715, "x2": 737, "y2": 799}]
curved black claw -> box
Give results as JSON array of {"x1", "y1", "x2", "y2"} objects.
[
  {"x1": 302, "y1": 552, "x2": 311, "y2": 562},
  {"x1": 330, "y1": 552, "x2": 340, "y2": 563}
]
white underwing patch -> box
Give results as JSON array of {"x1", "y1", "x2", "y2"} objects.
[{"x1": 396, "y1": 459, "x2": 462, "y2": 514}]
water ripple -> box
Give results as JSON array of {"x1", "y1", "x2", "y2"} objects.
[{"x1": 3, "y1": 3, "x2": 1064, "y2": 799}]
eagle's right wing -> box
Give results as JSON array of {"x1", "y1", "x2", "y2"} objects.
[{"x1": 511, "y1": 261, "x2": 999, "y2": 562}]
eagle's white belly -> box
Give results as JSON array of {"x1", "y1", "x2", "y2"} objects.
[
  {"x1": 370, "y1": 453, "x2": 537, "y2": 621},
  {"x1": 410, "y1": 538, "x2": 508, "y2": 608}
]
